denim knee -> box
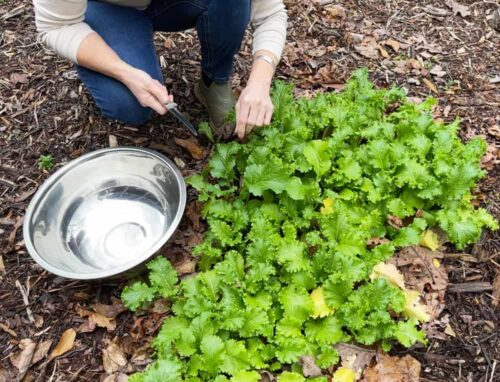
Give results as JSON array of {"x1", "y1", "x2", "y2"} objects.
[
  {"x1": 100, "y1": 85, "x2": 152, "y2": 126},
  {"x1": 198, "y1": 0, "x2": 251, "y2": 81},
  {"x1": 224, "y1": 1, "x2": 251, "y2": 36}
]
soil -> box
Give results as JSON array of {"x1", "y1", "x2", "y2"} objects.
[{"x1": 1, "y1": 0, "x2": 499, "y2": 381}]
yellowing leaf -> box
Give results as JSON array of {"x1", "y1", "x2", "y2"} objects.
[
  {"x1": 444, "y1": 323, "x2": 456, "y2": 337},
  {"x1": 403, "y1": 290, "x2": 430, "y2": 322},
  {"x1": 310, "y1": 287, "x2": 334, "y2": 318},
  {"x1": 320, "y1": 197, "x2": 334, "y2": 215},
  {"x1": 432, "y1": 258, "x2": 441, "y2": 268},
  {"x1": 420, "y1": 230, "x2": 440, "y2": 251},
  {"x1": 370, "y1": 262, "x2": 406, "y2": 290},
  {"x1": 423, "y1": 78, "x2": 438, "y2": 94},
  {"x1": 333, "y1": 367, "x2": 356, "y2": 382},
  {"x1": 49, "y1": 328, "x2": 76, "y2": 359}
]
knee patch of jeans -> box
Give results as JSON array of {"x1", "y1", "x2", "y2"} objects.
[
  {"x1": 198, "y1": 0, "x2": 251, "y2": 82},
  {"x1": 216, "y1": 1, "x2": 251, "y2": 43},
  {"x1": 100, "y1": 85, "x2": 151, "y2": 126}
]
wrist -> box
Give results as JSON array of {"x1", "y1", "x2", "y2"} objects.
[
  {"x1": 115, "y1": 62, "x2": 135, "y2": 84},
  {"x1": 247, "y1": 77, "x2": 272, "y2": 89}
]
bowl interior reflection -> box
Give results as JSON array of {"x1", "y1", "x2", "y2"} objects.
[
  {"x1": 64, "y1": 185, "x2": 168, "y2": 270},
  {"x1": 25, "y1": 149, "x2": 184, "y2": 279}
]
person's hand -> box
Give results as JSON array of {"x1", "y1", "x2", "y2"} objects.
[
  {"x1": 235, "y1": 81, "x2": 274, "y2": 140},
  {"x1": 122, "y1": 66, "x2": 173, "y2": 115}
]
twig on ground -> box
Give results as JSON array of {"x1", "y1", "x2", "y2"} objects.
[{"x1": 448, "y1": 282, "x2": 493, "y2": 293}]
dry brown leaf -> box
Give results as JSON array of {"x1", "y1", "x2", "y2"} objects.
[
  {"x1": 174, "y1": 257, "x2": 197, "y2": 275},
  {"x1": 102, "y1": 374, "x2": 117, "y2": 382},
  {"x1": 0, "y1": 323, "x2": 16, "y2": 337},
  {"x1": 72, "y1": 291, "x2": 90, "y2": 301},
  {"x1": 429, "y1": 65, "x2": 446, "y2": 78},
  {"x1": 0, "y1": 255, "x2": 4, "y2": 274},
  {"x1": 49, "y1": 328, "x2": 76, "y2": 359},
  {"x1": 33, "y1": 314, "x2": 44, "y2": 329},
  {"x1": 387, "y1": 215, "x2": 404, "y2": 229},
  {"x1": 348, "y1": 32, "x2": 365, "y2": 44},
  {"x1": 102, "y1": 342, "x2": 128, "y2": 374},
  {"x1": 90, "y1": 312, "x2": 116, "y2": 332},
  {"x1": 384, "y1": 39, "x2": 400, "y2": 52},
  {"x1": 10, "y1": 338, "x2": 37, "y2": 380},
  {"x1": 426, "y1": 291, "x2": 446, "y2": 320},
  {"x1": 480, "y1": 141, "x2": 498, "y2": 171},
  {"x1": 326, "y1": 4, "x2": 346, "y2": 18},
  {"x1": 492, "y1": 272, "x2": 500, "y2": 308},
  {"x1": 129, "y1": 346, "x2": 152, "y2": 367},
  {"x1": 422, "y1": 78, "x2": 438, "y2": 93},
  {"x1": 300, "y1": 355, "x2": 323, "y2": 377},
  {"x1": 423, "y1": 313, "x2": 450, "y2": 340},
  {"x1": 261, "y1": 371, "x2": 274, "y2": 382},
  {"x1": 32, "y1": 340, "x2": 53, "y2": 365},
  {"x1": 391, "y1": 246, "x2": 448, "y2": 292},
  {"x1": 362, "y1": 353, "x2": 420, "y2": 382},
  {"x1": 116, "y1": 372, "x2": 129, "y2": 382},
  {"x1": 151, "y1": 299, "x2": 170, "y2": 314},
  {"x1": 77, "y1": 309, "x2": 117, "y2": 333},
  {"x1": 378, "y1": 45, "x2": 390, "y2": 58},
  {"x1": 0, "y1": 365, "x2": 15, "y2": 382},
  {"x1": 103, "y1": 373, "x2": 129, "y2": 382},
  {"x1": 10, "y1": 73, "x2": 28, "y2": 85},
  {"x1": 174, "y1": 138, "x2": 205, "y2": 160},
  {"x1": 7, "y1": 216, "x2": 24, "y2": 250},
  {"x1": 354, "y1": 37, "x2": 380, "y2": 59},
  {"x1": 390, "y1": 246, "x2": 448, "y2": 323},
  {"x1": 444, "y1": 323, "x2": 456, "y2": 337},
  {"x1": 93, "y1": 297, "x2": 127, "y2": 319},
  {"x1": 186, "y1": 202, "x2": 202, "y2": 231},
  {"x1": 307, "y1": 46, "x2": 327, "y2": 57},
  {"x1": 446, "y1": 0, "x2": 471, "y2": 17},
  {"x1": 366, "y1": 237, "x2": 391, "y2": 248},
  {"x1": 334, "y1": 343, "x2": 376, "y2": 373}
]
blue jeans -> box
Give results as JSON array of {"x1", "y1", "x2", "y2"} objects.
[{"x1": 77, "y1": 0, "x2": 250, "y2": 125}]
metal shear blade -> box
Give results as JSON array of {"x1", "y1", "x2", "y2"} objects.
[{"x1": 166, "y1": 102, "x2": 198, "y2": 136}]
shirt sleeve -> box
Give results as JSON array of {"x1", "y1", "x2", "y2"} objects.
[
  {"x1": 33, "y1": 0, "x2": 95, "y2": 63},
  {"x1": 250, "y1": 0, "x2": 288, "y2": 61}
]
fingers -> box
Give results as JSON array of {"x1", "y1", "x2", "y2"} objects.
[
  {"x1": 264, "y1": 107, "x2": 273, "y2": 125},
  {"x1": 245, "y1": 107, "x2": 259, "y2": 135},
  {"x1": 245, "y1": 106, "x2": 267, "y2": 136},
  {"x1": 152, "y1": 80, "x2": 174, "y2": 104},
  {"x1": 147, "y1": 81, "x2": 172, "y2": 114},
  {"x1": 236, "y1": 100, "x2": 274, "y2": 139},
  {"x1": 236, "y1": 101, "x2": 250, "y2": 140},
  {"x1": 139, "y1": 81, "x2": 174, "y2": 116},
  {"x1": 145, "y1": 93, "x2": 168, "y2": 115}
]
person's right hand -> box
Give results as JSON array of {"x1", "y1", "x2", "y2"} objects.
[{"x1": 122, "y1": 66, "x2": 173, "y2": 115}]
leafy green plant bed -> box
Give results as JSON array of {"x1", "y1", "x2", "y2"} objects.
[{"x1": 122, "y1": 70, "x2": 497, "y2": 382}]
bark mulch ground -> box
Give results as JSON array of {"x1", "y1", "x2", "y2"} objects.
[{"x1": 1, "y1": 0, "x2": 499, "y2": 381}]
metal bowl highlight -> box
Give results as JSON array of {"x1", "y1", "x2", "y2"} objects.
[{"x1": 23, "y1": 148, "x2": 186, "y2": 280}]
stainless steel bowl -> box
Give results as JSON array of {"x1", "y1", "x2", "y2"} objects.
[{"x1": 23, "y1": 147, "x2": 186, "y2": 280}]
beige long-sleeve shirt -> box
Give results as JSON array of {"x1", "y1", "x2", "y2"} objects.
[{"x1": 32, "y1": 0, "x2": 287, "y2": 64}]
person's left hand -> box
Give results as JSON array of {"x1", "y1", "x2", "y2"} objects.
[{"x1": 235, "y1": 81, "x2": 274, "y2": 140}]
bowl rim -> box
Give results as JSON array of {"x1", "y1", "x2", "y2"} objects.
[{"x1": 23, "y1": 147, "x2": 187, "y2": 280}]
